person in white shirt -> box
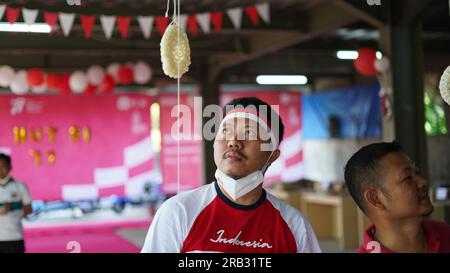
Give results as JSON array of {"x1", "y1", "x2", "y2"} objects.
[
  {"x1": 141, "y1": 97, "x2": 320, "y2": 253},
  {"x1": 0, "y1": 153, "x2": 33, "y2": 253}
]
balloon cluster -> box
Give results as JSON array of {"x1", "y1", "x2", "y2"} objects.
[
  {"x1": 353, "y1": 48, "x2": 394, "y2": 120},
  {"x1": 0, "y1": 61, "x2": 153, "y2": 95},
  {"x1": 352, "y1": 48, "x2": 391, "y2": 76}
]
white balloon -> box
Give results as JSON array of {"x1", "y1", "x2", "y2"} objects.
[
  {"x1": 87, "y1": 65, "x2": 105, "y2": 86},
  {"x1": 0, "y1": 65, "x2": 15, "y2": 87},
  {"x1": 133, "y1": 61, "x2": 152, "y2": 84},
  {"x1": 374, "y1": 57, "x2": 391, "y2": 73},
  {"x1": 10, "y1": 70, "x2": 29, "y2": 95},
  {"x1": 69, "y1": 70, "x2": 88, "y2": 93},
  {"x1": 31, "y1": 83, "x2": 47, "y2": 94},
  {"x1": 106, "y1": 62, "x2": 120, "y2": 83}
]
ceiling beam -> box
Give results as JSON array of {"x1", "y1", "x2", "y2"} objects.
[
  {"x1": 333, "y1": 0, "x2": 385, "y2": 29},
  {"x1": 207, "y1": 0, "x2": 361, "y2": 79},
  {"x1": 391, "y1": 0, "x2": 433, "y2": 25}
]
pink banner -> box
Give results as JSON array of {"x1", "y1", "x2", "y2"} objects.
[
  {"x1": 0, "y1": 94, "x2": 154, "y2": 201},
  {"x1": 159, "y1": 93, "x2": 203, "y2": 194},
  {"x1": 221, "y1": 91, "x2": 303, "y2": 185}
]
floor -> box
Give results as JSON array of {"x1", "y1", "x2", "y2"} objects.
[{"x1": 23, "y1": 206, "x2": 152, "y2": 253}]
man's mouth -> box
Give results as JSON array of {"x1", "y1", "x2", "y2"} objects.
[
  {"x1": 419, "y1": 190, "x2": 429, "y2": 201},
  {"x1": 224, "y1": 151, "x2": 245, "y2": 160}
]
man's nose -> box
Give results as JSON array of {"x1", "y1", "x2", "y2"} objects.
[
  {"x1": 227, "y1": 138, "x2": 242, "y2": 149},
  {"x1": 416, "y1": 174, "x2": 429, "y2": 188}
]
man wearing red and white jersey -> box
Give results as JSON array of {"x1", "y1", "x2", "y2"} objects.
[
  {"x1": 142, "y1": 97, "x2": 320, "y2": 253},
  {"x1": 344, "y1": 142, "x2": 450, "y2": 253}
]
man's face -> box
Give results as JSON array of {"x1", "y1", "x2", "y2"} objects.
[
  {"x1": 213, "y1": 117, "x2": 278, "y2": 179},
  {"x1": 0, "y1": 159, "x2": 11, "y2": 179},
  {"x1": 377, "y1": 152, "x2": 433, "y2": 219}
]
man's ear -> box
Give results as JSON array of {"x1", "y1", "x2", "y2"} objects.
[
  {"x1": 364, "y1": 188, "x2": 386, "y2": 211},
  {"x1": 267, "y1": 149, "x2": 280, "y2": 165}
]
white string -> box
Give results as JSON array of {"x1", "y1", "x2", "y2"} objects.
[
  {"x1": 165, "y1": 0, "x2": 182, "y2": 194},
  {"x1": 164, "y1": 0, "x2": 170, "y2": 18},
  {"x1": 173, "y1": 0, "x2": 176, "y2": 22},
  {"x1": 176, "y1": 0, "x2": 181, "y2": 195}
]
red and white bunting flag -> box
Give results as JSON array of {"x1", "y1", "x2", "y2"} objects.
[
  {"x1": 187, "y1": 15, "x2": 198, "y2": 35},
  {"x1": 22, "y1": 8, "x2": 39, "y2": 26},
  {"x1": 226, "y1": 7, "x2": 242, "y2": 30},
  {"x1": 256, "y1": 2, "x2": 270, "y2": 24},
  {"x1": 178, "y1": 14, "x2": 188, "y2": 31},
  {"x1": 137, "y1": 15, "x2": 154, "y2": 39},
  {"x1": 155, "y1": 16, "x2": 169, "y2": 37},
  {"x1": 211, "y1": 11, "x2": 223, "y2": 32},
  {"x1": 59, "y1": 12, "x2": 75, "y2": 37},
  {"x1": 245, "y1": 5, "x2": 259, "y2": 26},
  {"x1": 100, "y1": 15, "x2": 116, "y2": 39},
  {"x1": 117, "y1": 16, "x2": 131, "y2": 39},
  {"x1": 44, "y1": 11, "x2": 59, "y2": 33},
  {"x1": 196, "y1": 12, "x2": 211, "y2": 34},
  {"x1": 0, "y1": 5, "x2": 5, "y2": 21},
  {"x1": 6, "y1": 6, "x2": 20, "y2": 24},
  {"x1": 81, "y1": 15, "x2": 95, "y2": 38}
]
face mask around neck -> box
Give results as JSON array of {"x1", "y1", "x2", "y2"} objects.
[{"x1": 215, "y1": 151, "x2": 274, "y2": 201}]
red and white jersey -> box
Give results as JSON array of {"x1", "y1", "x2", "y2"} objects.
[{"x1": 141, "y1": 182, "x2": 321, "y2": 253}]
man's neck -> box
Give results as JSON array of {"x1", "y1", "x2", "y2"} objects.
[
  {"x1": 374, "y1": 217, "x2": 428, "y2": 253},
  {"x1": 218, "y1": 184, "x2": 263, "y2": 206},
  {"x1": 0, "y1": 176, "x2": 11, "y2": 186}
]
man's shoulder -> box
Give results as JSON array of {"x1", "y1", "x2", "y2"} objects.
[
  {"x1": 9, "y1": 177, "x2": 25, "y2": 185},
  {"x1": 265, "y1": 191, "x2": 306, "y2": 222},
  {"x1": 159, "y1": 183, "x2": 216, "y2": 211},
  {"x1": 424, "y1": 219, "x2": 450, "y2": 235}
]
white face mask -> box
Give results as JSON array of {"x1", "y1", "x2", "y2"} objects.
[
  {"x1": 0, "y1": 175, "x2": 10, "y2": 186},
  {"x1": 215, "y1": 151, "x2": 274, "y2": 201}
]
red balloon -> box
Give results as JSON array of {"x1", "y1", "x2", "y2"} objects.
[
  {"x1": 99, "y1": 74, "x2": 116, "y2": 94},
  {"x1": 118, "y1": 65, "x2": 133, "y2": 85},
  {"x1": 27, "y1": 68, "x2": 45, "y2": 87},
  {"x1": 84, "y1": 84, "x2": 97, "y2": 95},
  {"x1": 46, "y1": 73, "x2": 60, "y2": 90},
  {"x1": 354, "y1": 48, "x2": 377, "y2": 76},
  {"x1": 57, "y1": 73, "x2": 72, "y2": 95}
]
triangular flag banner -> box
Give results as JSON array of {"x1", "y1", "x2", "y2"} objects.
[
  {"x1": 245, "y1": 5, "x2": 259, "y2": 26},
  {"x1": 59, "y1": 12, "x2": 75, "y2": 37},
  {"x1": 137, "y1": 16, "x2": 154, "y2": 39},
  {"x1": 81, "y1": 15, "x2": 95, "y2": 38},
  {"x1": 6, "y1": 6, "x2": 20, "y2": 24},
  {"x1": 187, "y1": 15, "x2": 198, "y2": 36},
  {"x1": 44, "y1": 11, "x2": 59, "y2": 33},
  {"x1": 0, "y1": 5, "x2": 5, "y2": 22},
  {"x1": 178, "y1": 14, "x2": 188, "y2": 31},
  {"x1": 256, "y1": 2, "x2": 270, "y2": 24},
  {"x1": 155, "y1": 16, "x2": 169, "y2": 37},
  {"x1": 196, "y1": 13, "x2": 211, "y2": 34},
  {"x1": 22, "y1": 8, "x2": 38, "y2": 26},
  {"x1": 100, "y1": 15, "x2": 116, "y2": 39},
  {"x1": 226, "y1": 7, "x2": 242, "y2": 30},
  {"x1": 117, "y1": 16, "x2": 131, "y2": 39},
  {"x1": 211, "y1": 12, "x2": 223, "y2": 32}
]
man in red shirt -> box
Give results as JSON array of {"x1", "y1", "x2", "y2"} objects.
[
  {"x1": 344, "y1": 141, "x2": 450, "y2": 253},
  {"x1": 141, "y1": 97, "x2": 320, "y2": 253}
]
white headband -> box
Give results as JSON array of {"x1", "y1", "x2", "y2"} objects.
[{"x1": 220, "y1": 109, "x2": 279, "y2": 151}]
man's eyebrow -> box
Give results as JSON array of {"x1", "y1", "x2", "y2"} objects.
[{"x1": 400, "y1": 166, "x2": 412, "y2": 176}]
